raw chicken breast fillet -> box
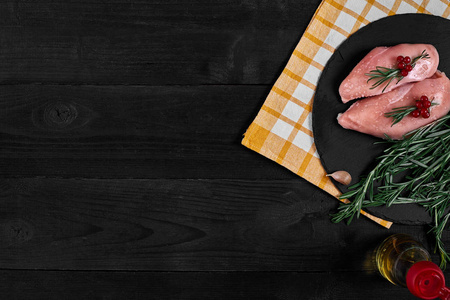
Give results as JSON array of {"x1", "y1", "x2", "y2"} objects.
[
  {"x1": 337, "y1": 71, "x2": 450, "y2": 140},
  {"x1": 339, "y1": 44, "x2": 439, "y2": 103}
]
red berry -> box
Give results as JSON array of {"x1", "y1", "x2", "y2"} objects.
[
  {"x1": 420, "y1": 108, "x2": 430, "y2": 118},
  {"x1": 416, "y1": 101, "x2": 423, "y2": 109},
  {"x1": 420, "y1": 95, "x2": 429, "y2": 102},
  {"x1": 401, "y1": 69, "x2": 409, "y2": 77},
  {"x1": 398, "y1": 62, "x2": 406, "y2": 69},
  {"x1": 403, "y1": 56, "x2": 411, "y2": 64},
  {"x1": 405, "y1": 65, "x2": 413, "y2": 72},
  {"x1": 411, "y1": 109, "x2": 421, "y2": 118},
  {"x1": 397, "y1": 56, "x2": 404, "y2": 62},
  {"x1": 422, "y1": 100, "x2": 431, "y2": 108}
]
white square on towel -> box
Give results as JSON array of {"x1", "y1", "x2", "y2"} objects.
[
  {"x1": 313, "y1": 150, "x2": 320, "y2": 158},
  {"x1": 303, "y1": 112, "x2": 313, "y2": 131},
  {"x1": 334, "y1": 11, "x2": 357, "y2": 34},
  {"x1": 302, "y1": 64, "x2": 322, "y2": 85},
  {"x1": 396, "y1": 1, "x2": 416, "y2": 14},
  {"x1": 323, "y1": 29, "x2": 347, "y2": 48},
  {"x1": 426, "y1": 1, "x2": 448, "y2": 16},
  {"x1": 365, "y1": 5, "x2": 386, "y2": 22},
  {"x1": 314, "y1": 47, "x2": 333, "y2": 66},
  {"x1": 344, "y1": 0, "x2": 366, "y2": 15},
  {"x1": 378, "y1": 0, "x2": 396, "y2": 10},
  {"x1": 282, "y1": 101, "x2": 304, "y2": 123},
  {"x1": 292, "y1": 130, "x2": 314, "y2": 152},
  {"x1": 272, "y1": 119, "x2": 294, "y2": 140},
  {"x1": 293, "y1": 84, "x2": 315, "y2": 105}
]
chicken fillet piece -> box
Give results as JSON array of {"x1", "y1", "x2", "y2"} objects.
[
  {"x1": 339, "y1": 44, "x2": 439, "y2": 103},
  {"x1": 337, "y1": 71, "x2": 450, "y2": 140}
]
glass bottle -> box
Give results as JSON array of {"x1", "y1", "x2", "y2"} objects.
[{"x1": 374, "y1": 233, "x2": 450, "y2": 299}]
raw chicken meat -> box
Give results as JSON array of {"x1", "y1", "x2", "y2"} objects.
[
  {"x1": 339, "y1": 44, "x2": 439, "y2": 103},
  {"x1": 337, "y1": 71, "x2": 450, "y2": 140}
]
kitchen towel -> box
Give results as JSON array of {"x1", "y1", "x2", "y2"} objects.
[{"x1": 242, "y1": 0, "x2": 450, "y2": 229}]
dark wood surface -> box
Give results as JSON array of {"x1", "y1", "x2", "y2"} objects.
[{"x1": 1, "y1": 1, "x2": 448, "y2": 299}]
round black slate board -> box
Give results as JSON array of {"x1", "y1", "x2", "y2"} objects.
[{"x1": 312, "y1": 14, "x2": 450, "y2": 225}]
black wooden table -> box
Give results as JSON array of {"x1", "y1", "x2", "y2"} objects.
[{"x1": 1, "y1": 1, "x2": 448, "y2": 299}]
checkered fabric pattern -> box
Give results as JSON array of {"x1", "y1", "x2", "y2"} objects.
[{"x1": 242, "y1": 0, "x2": 450, "y2": 229}]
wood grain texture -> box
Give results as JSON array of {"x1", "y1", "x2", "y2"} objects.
[
  {"x1": 0, "y1": 84, "x2": 294, "y2": 179},
  {"x1": 1, "y1": 1, "x2": 447, "y2": 299},
  {"x1": 0, "y1": 270, "x2": 426, "y2": 300},
  {"x1": 0, "y1": 178, "x2": 436, "y2": 271},
  {"x1": 0, "y1": 0, "x2": 322, "y2": 85}
]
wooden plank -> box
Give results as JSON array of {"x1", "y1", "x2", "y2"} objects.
[
  {"x1": 0, "y1": 84, "x2": 294, "y2": 179},
  {"x1": 0, "y1": 270, "x2": 421, "y2": 300},
  {"x1": 0, "y1": 178, "x2": 434, "y2": 271},
  {"x1": 0, "y1": 0, "x2": 322, "y2": 30},
  {"x1": 0, "y1": 0, "x2": 322, "y2": 85}
]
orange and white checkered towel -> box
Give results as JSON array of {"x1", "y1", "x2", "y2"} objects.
[{"x1": 242, "y1": 0, "x2": 450, "y2": 229}]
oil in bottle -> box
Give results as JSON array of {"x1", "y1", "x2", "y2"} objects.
[{"x1": 375, "y1": 233, "x2": 431, "y2": 286}]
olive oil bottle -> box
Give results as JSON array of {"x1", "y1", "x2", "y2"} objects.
[
  {"x1": 374, "y1": 234, "x2": 450, "y2": 299},
  {"x1": 375, "y1": 234, "x2": 431, "y2": 286}
]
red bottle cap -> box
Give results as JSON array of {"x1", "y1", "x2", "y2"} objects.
[{"x1": 406, "y1": 261, "x2": 450, "y2": 300}]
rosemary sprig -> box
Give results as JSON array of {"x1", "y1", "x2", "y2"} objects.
[
  {"x1": 365, "y1": 50, "x2": 430, "y2": 93},
  {"x1": 384, "y1": 100, "x2": 438, "y2": 126},
  {"x1": 365, "y1": 67, "x2": 401, "y2": 93},
  {"x1": 384, "y1": 105, "x2": 417, "y2": 126},
  {"x1": 411, "y1": 50, "x2": 431, "y2": 66},
  {"x1": 332, "y1": 114, "x2": 450, "y2": 269}
]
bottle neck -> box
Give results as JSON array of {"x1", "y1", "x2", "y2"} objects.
[{"x1": 439, "y1": 286, "x2": 450, "y2": 300}]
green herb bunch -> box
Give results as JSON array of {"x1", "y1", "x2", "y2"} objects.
[{"x1": 332, "y1": 114, "x2": 450, "y2": 268}]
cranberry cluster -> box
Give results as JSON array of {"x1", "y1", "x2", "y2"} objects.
[
  {"x1": 397, "y1": 55, "x2": 413, "y2": 77},
  {"x1": 411, "y1": 96, "x2": 431, "y2": 119}
]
